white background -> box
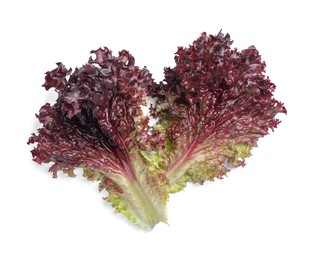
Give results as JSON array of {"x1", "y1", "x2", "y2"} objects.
[{"x1": 1, "y1": 0, "x2": 311, "y2": 259}]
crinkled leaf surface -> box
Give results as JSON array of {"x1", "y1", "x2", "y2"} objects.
[
  {"x1": 149, "y1": 31, "x2": 286, "y2": 190},
  {"x1": 29, "y1": 48, "x2": 168, "y2": 230},
  {"x1": 29, "y1": 32, "x2": 286, "y2": 229}
]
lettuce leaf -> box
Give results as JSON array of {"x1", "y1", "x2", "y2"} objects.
[
  {"x1": 149, "y1": 31, "x2": 286, "y2": 191},
  {"x1": 29, "y1": 32, "x2": 286, "y2": 230},
  {"x1": 28, "y1": 48, "x2": 167, "y2": 230}
]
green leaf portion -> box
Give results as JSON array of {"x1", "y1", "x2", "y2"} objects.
[
  {"x1": 165, "y1": 139, "x2": 253, "y2": 192},
  {"x1": 139, "y1": 150, "x2": 165, "y2": 172},
  {"x1": 104, "y1": 175, "x2": 168, "y2": 230},
  {"x1": 81, "y1": 151, "x2": 168, "y2": 230}
]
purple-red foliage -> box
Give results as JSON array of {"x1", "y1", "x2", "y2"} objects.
[
  {"x1": 28, "y1": 48, "x2": 155, "y2": 178},
  {"x1": 28, "y1": 31, "x2": 286, "y2": 229},
  {"x1": 150, "y1": 31, "x2": 286, "y2": 183}
]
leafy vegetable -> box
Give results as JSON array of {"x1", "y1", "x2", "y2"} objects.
[
  {"x1": 28, "y1": 48, "x2": 168, "y2": 230},
  {"x1": 28, "y1": 31, "x2": 286, "y2": 230},
  {"x1": 149, "y1": 31, "x2": 286, "y2": 192}
]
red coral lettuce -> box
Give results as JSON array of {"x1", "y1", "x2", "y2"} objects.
[
  {"x1": 28, "y1": 48, "x2": 168, "y2": 230},
  {"x1": 29, "y1": 31, "x2": 286, "y2": 229},
  {"x1": 149, "y1": 31, "x2": 286, "y2": 190}
]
